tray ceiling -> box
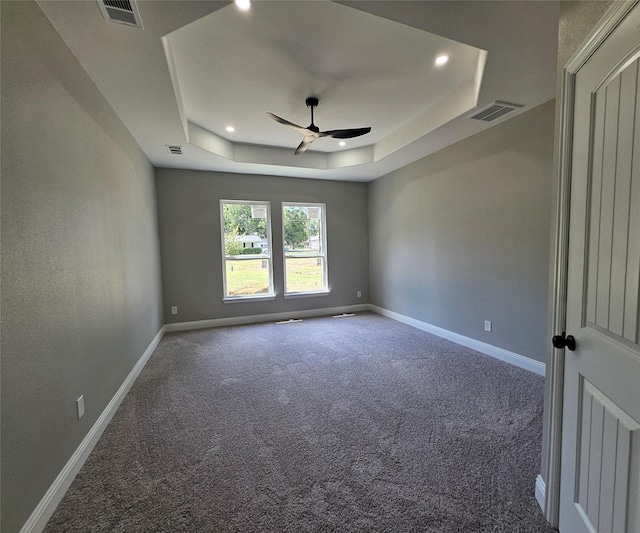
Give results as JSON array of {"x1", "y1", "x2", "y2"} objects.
[{"x1": 37, "y1": 0, "x2": 559, "y2": 181}]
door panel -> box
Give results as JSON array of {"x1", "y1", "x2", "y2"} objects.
[
  {"x1": 575, "y1": 378, "x2": 639, "y2": 533},
  {"x1": 560, "y1": 3, "x2": 640, "y2": 532},
  {"x1": 586, "y1": 57, "x2": 640, "y2": 344}
]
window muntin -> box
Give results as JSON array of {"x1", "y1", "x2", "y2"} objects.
[
  {"x1": 282, "y1": 203, "x2": 327, "y2": 295},
  {"x1": 221, "y1": 200, "x2": 273, "y2": 299}
]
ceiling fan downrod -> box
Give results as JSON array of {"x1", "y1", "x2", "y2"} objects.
[{"x1": 306, "y1": 97, "x2": 319, "y2": 132}]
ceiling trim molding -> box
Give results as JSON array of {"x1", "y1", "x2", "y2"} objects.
[{"x1": 162, "y1": 36, "x2": 189, "y2": 140}]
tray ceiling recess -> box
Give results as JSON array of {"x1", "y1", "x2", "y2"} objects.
[
  {"x1": 37, "y1": 0, "x2": 559, "y2": 181},
  {"x1": 162, "y1": 1, "x2": 488, "y2": 173}
]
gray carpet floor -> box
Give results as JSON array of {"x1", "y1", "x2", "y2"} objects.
[{"x1": 44, "y1": 312, "x2": 556, "y2": 532}]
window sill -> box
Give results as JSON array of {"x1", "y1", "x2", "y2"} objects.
[
  {"x1": 284, "y1": 290, "x2": 330, "y2": 299},
  {"x1": 223, "y1": 294, "x2": 276, "y2": 304}
]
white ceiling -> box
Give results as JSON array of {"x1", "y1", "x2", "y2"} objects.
[{"x1": 37, "y1": 0, "x2": 559, "y2": 182}]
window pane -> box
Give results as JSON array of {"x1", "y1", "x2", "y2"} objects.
[
  {"x1": 223, "y1": 203, "x2": 269, "y2": 257},
  {"x1": 225, "y1": 259, "x2": 271, "y2": 297},
  {"x1": 283, "y1": 205, "x2": 322, "y2": 255},
  {"x1": 285, "y1": 256, "x2": 324, "y2": 293}
]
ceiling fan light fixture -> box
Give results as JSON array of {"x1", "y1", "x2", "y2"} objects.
[
  {"x1": 267, "y1": 97, "x2": 371, "y2": 155},
  {"x1": 339, "y1": 141, "x2": 346, "y2": 147},
  {"x1": 235, "y1": 0, "x2": 251, "y2": 12},
  {"x1": 226, "y1": 125, "x2": 235, "y2": 133},
  {"x1": 435, "y1": 54, "x2": 449, "y2": 66}
]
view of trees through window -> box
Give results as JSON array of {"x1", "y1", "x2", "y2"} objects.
[
  {"x1": 221, "y1": 201, "x2": 272, "y2": 297},
  {"x1": 223, "y1": 203, "x2": 268, "y2": 256},
  {"x1": 283, "y1": 206, "x2": 319, "y2": 249}
]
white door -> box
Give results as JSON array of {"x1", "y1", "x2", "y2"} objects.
[{"x1": 559, "y1": 3, "x2": 640, "y2": 532}]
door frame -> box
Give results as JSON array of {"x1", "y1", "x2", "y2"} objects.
[{"x1": 542, "y1": 0, "x2": 640, "y2": 527}]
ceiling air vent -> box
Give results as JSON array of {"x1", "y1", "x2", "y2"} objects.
[
  {"x1": 97, "y1": 0, "x2": 143, "y2": 29},
  {"x1": 166, "y1": 145, "x2": 183, "y2": 155},
  {"x1": 466, "y1": 101, "x2": 524, "y2": 123}
]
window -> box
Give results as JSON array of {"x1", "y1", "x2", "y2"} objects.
[
  {"x1": 282, "y1": 203, "x2": 328, "y2": 296},
  {"x1": 220, "y1": 200, "x2": 274, "y2": 300}
]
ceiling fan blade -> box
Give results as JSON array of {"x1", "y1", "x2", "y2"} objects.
[
  {"x1": 320, "y1": 127, "x2": 372, "y2": 139},
  {"x1": 294, "y1": 136, "x2": 316, "y2": 155},
  {"x1": 266, "y1": 112, "x2": 314, "y2": 137}
]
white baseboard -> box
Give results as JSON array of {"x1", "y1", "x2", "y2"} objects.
[
  {"x1": 368, "y1": 305, "x2": 546, "y2": 376},
  {"x1": 164, "y1": 304, "x2": 370, "y2": 332},
  {"x1": 19, "y1": 326, "x2": 166, "y2": 533},
  {"x1": 535, "y1": 474, "x2": 546, "y2": 512}
]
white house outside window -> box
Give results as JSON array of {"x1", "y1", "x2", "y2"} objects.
[
  {"x1": 220, "y1": 200, "x2": 274, "y2": 300},
  {"x1": 282, "y1": 203, "x2": 328, "y2": 297}
]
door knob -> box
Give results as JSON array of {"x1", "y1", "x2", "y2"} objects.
[{"x1": 552, "y1": 332, "x2": 576, "y2": 351}]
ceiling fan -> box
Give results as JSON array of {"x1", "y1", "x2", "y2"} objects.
[{"x1": 267, "y1": 97, "x2": 371, "y2": 155}]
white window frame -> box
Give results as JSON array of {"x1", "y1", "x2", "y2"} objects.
[
  {"x1": 282, "y1": 202, "x2": 329, "y2": 298},
  {"x1": 220, "y1": 200, "x2": 275, "y2": 302}
]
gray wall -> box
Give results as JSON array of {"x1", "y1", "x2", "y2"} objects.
[
  {"x1": 156, "y1": 169, "x2": 369, "y2": 323},
  {"x1": 368, "y1": 101, "x2": 555, "y2": 363},
  {"x1": 0, "y1": 2, "x2": 164, "y2": 532}
]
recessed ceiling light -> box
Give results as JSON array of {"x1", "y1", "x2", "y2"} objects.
[
  {"x1": 435, "y1": 55, "x2": 449, "y2": 66},
  {"x1": 235, "y1": 0, "x2": 251, "y2": 11},
  {"x1": 339, "y1": 141, "x2": 346, "y2": 147},
  {"x1": 226, "y1": 126, "x2": 235, "y2": 133}
]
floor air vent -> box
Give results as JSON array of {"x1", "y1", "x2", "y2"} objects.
[
  {"x1": 166, "y1": 145, "x2": 183, "y2": 155},
  {"x1": 466, "y1": 101, "x2": 523, "y2": 122},
  {"x1": 97, "y1": 0, "x2": 143, "y2": 28}
]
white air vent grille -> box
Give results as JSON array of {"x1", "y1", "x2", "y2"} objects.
[
  {"x1": 166, "y1": 145, "x2": 183, "y2": 155},
  {"x1": 105, "y1": 0, "x2": 132, "y2": 10},
  {"x1": 466, "y1": 101, "x2": 524, "y2": 122},
  {"x1": 97, "y1": 0, "x2": 143, "y2": 28}
]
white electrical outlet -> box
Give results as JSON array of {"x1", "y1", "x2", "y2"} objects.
[
  {"x1": 171, "y1": 306, "x2": 178, "y2": 315},
  {"x1": 484, "y1": 320, "x2": 492, "y2": 332},
  {"x1": 357, "y1": 291, "x2": 362, "y2": 298},
  {"x1": 76, "y1": 395, "x2": 85, "y2": 419}
]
